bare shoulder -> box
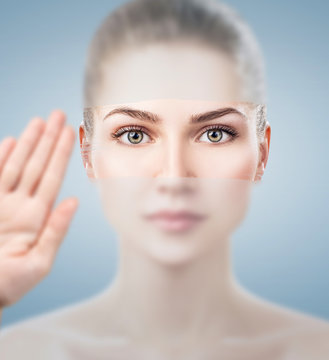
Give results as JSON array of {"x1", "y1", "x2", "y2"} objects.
[
  {"x1": 286, "y1": 319, "x2": 329, "y2": 359},
  {"x1": 0, "y1": 297, "x2": 98, "y2": 358},
  {"x1": 241, "y1": 290, "x2": 329, "y2": 358},
  {"x1": 0, "y1": 291, "x2": 124, "y2": 359},
  {"x1": 0, "y1": 294, "x2": 134, "y2": 359},
  {"x1": 0, "y1": 318, "x2": 57, "y2": 358}
]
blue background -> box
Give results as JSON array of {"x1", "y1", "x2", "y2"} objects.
[{"x1": 1, "y1": 0, "x2": 328, "y2": 328}]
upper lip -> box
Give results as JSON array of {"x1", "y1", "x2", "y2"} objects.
[{"x1": 144, "y1": 210, "x2": 206, "y2": 220}]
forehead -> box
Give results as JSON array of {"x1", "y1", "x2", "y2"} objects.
[{"x1": 93, "y1": 41, "x2": 245, "y2": 107}]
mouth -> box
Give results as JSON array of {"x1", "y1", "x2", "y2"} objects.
[{"x1": 143, "y1": 211, "x2": 207, "y2": 233}]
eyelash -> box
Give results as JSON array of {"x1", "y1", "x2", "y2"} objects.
[{"x1": 110, "y1": 124, "x2": 239, "y2": 145}]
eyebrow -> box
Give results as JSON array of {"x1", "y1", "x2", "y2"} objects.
[{"x1": 103, "y1": 106, "x2": 247, "y2": 124}]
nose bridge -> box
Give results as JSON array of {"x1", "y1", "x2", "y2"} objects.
[{"x1": 156, "y1": 134, "x2": 195, "y2": 178}]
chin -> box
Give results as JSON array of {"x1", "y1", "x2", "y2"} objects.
[
  {"x1": 136, "y1": 225, "x2": 227, "y2": 267},
  {"x1": 144, "y1": 240, "x2": 203, "y2": 267}
]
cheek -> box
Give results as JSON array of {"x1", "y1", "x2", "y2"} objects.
[
  {"x1": 96, "y1": 178, "x2": 143, "y2": 234},
  {"x1": 93, "y1": 149, "x2": 145, "y2": 178},
  {"x1": 93, "y1": 147, "x2": 258, "y2": 179},
  {"x1": 200, "y1": 177, "x2": 253, "y2": 241},
  {"x1": 227, "y1": 146, "x2": 258, "y2": 179},
  {"x1": 193, "y1": 143, "x2": 258, "y2": 179}
]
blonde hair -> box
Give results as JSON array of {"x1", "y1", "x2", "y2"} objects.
[{"x1": 83, "y1": 0, "x2": 267, "y2": 141}]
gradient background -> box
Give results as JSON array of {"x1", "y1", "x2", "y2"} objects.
[{"x1": 1, "y1": 0, "x2": 328, "y2": 328}]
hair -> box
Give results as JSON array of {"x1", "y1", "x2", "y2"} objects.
[{"x1": 82, "y1": 0, "x2": 267, "y2": 142}]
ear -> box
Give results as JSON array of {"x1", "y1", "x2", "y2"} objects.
[
  {"x1": 79, "y1": 124, "x2": 96, "y2": 180},
  {"x1": 254, "y1": 122, "x2": 271, "y2": 182}
]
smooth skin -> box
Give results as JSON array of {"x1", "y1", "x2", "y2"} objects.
[{"x1": 0, "y1": 110, "x2": 78, "y2": 314}]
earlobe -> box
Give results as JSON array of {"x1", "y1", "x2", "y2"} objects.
[
  {"x1": 85, "y1": 163, "x2": 97, "y2": 181},
  {"x1": 254, "y1": 162, "x2": 265, "y2": 182},
  {"x1": 254, "y1": 146, "x2": 267, "y2": 182},
  {"x1": 254, "y1": 123, "x2": 271, "y2": 182},
  {"x1": 79, "y1": 124, "x2": 96, "y2": 180},
  {"x1": 262, "y1": 123, "x2": 271, "y2": 168}
]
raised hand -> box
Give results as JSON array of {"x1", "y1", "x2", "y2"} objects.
[{"x1": 0, "y1": 110, "x2": 78, "y2": 308}]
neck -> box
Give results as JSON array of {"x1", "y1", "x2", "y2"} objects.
[{"x1": 102, "y1": 234, "x2": 246, "y2": 348}]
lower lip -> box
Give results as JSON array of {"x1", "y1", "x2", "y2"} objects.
[{"x1": 147, "y1": 216, "x2": 205, "y2": 233}]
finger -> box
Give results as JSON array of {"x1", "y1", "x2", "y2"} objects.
[
  {"x1": 0, "y1": 117, "x2": 45, "y2": 192},
  {"x1": 29, "y1": 197, "x2": 79, "y2": 273},
  {"x1": 19, "y1": 110, "x2": 66, "y2": 195},
  {"x1": 34, "y1": 125, "x2": 75, "y2": 207},
  {"x1": 0, "y1": 137, "x2": 16, "y2": 176}
]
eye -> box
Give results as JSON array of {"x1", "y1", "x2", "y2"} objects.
[
  {"x1": 111, "y1": 125, "x2": 151, "y2": 145},
  {"x1": 198, "y1": 125, "x2": 238, "y2": 144},
  {"x1": 111, "y1": 124, "x2": 239, "y2": 146}
]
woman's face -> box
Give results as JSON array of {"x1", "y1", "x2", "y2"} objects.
[
  {"x1": 80, "y1": 42, "x2": 270, "y2": 264},
  {"x1": 90, "y1": 99, "x2": 259, "y2": 180}
]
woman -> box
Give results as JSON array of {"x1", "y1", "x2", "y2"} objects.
[{"x1": 0, "y1": 0, "x2": 328, "y2": 358}]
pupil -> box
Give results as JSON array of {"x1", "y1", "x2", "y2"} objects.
[
  {"x1": 129, "y1": 131, "x2": 142, "y2": 143},
  {"x1": 207, "y1": 130, "x2": 222, "y2": 142}
]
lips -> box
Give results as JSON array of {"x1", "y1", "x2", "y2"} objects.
[
  {"x1": 145, "y1": 211, "x2": 206, "y2": 221},
  {"x1": 144, "y1": 210, "x2": 206, "y2": 232}
]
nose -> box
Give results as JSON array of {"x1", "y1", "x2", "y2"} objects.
[
  {"x1": 154, "y1": 139, "x2": 196, "y2": 178},
  {"x1": 155, "y1": 175, "x2": 197, "y2": 198}
]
